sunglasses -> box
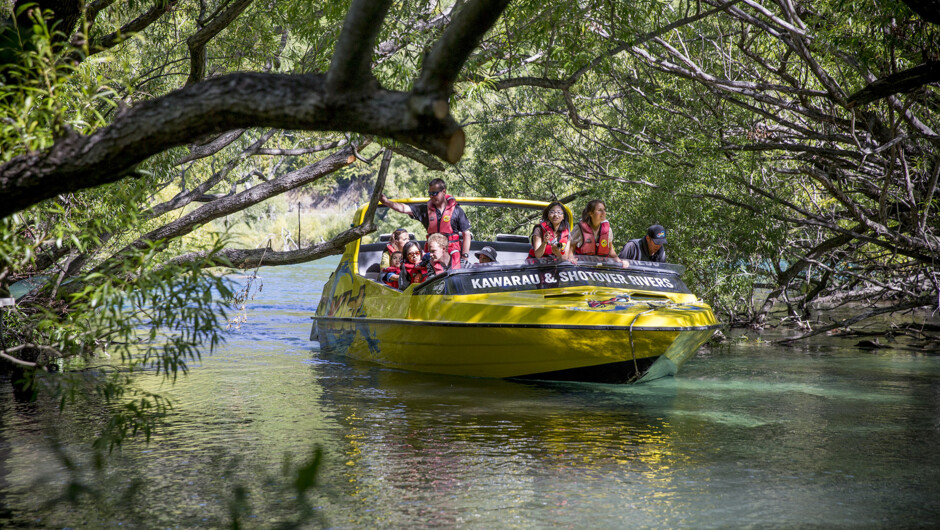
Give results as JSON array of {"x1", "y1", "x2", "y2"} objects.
[
  {"x1": 428, "y1": 190, "x2": 442, "y2": 197},
  {"x1": 407, "y1": 250, "x2": 422, "y2": 256}
]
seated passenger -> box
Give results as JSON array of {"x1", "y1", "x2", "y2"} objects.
[
  {"x1": 380, "y1": 251, "x2": 403, "y2": 288},
  {"x1": 380, "y1": 228, "x2": 410, "y2": 269},
  {"x1": 427, "y1": 233, "x2": 461, "y2": 275},
  {"x1": 399, "y1": 241, "x2": 427, "y2": 289},
  {"x1": 619, "y1": 224, "x2": 667, "y2": 263},
  {"x1": 529, "y1": 201, "x2": 571, "y2": 261},
  {"x1": 570, "y1": 199, "x2": 625, "y2": 267},
  {"x1": 475, "y1": 246, "x2": 498, "y2": 264}
]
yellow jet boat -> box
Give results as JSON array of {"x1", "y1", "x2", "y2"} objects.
[{"x1": 311, "y1": 198, "x2": 720, "y2": 383}]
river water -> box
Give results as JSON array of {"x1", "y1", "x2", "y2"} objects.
[{"x1": 1, "y1": 259, "x2": 938, "y2": 527}]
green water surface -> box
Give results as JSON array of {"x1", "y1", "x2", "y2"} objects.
[{"x1": 1, "y1": 258, "x2": 938, "y2": 527}]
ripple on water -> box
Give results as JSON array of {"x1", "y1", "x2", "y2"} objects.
[{"x1": 1, "y1": 260, "x2": 938, "y2": 528}]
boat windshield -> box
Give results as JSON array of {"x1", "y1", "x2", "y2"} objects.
[{"x1": 413, "y1": 260, "x2": 692, "y2": 296}]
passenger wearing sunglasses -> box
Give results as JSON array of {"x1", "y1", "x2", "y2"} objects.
[
  {"x1": 380, "y1": 178, "x2": 472, "y2": 265},
  {"x1": 398, "y1": 241, "x2": 429, "y2": 289}
]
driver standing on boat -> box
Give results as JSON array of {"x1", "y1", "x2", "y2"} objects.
[
  {"x1": 619, "y1": 224, "x2": 667, "y2": 263},
  {"x1": 380, "y1": 178, "x2": 472, "y2": 266}
]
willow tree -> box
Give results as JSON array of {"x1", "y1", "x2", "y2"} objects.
[
  {"x1": 0, "y1": 0, "x2": 514, "y2": 447},
  {"x1": 447, "y1": 0, "x2": 938, "y2": 337}
]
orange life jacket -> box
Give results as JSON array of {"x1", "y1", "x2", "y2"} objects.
[
  {"x1": 574, "y1": 220, "x2": 611, "y2": 256},
  {"x1": 528, "y1": 220, "x2": 569, "y2": 259},
  {"x1": 426, "y1": 195, "x2": 462, "y2": 257}
]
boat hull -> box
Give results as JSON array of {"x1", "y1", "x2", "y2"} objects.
[{"x1": 314, "y1": 316, "x2": 717, "y2": 382}]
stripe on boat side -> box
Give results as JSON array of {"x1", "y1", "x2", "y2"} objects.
[{"x1": 313, "y1": 316, "x2": 722, "y2": 332}]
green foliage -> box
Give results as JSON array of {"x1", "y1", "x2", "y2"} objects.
[
  {"x1": 7, "y1": 233, "x2": 234, "y2": 449},
  {"x1": 33, "y1": 435, "x2": 326, "y2": 528},
  {"x1": 0, "y1": 7, "x2": 118, "y2": 159}
]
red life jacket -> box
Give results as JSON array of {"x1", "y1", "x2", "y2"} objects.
[
  {"x1": 385, "y1": 243, "x2": 398, "y2": 256},
  {"x1": 425, "y1": 195, "x2": 462, "y2": 257},
  {"x1": 528, "y1": 220, "x2": 569, "y2": 259},
  {"x1": 382, "y1": 266, "x2": 400, "y2": 289},
  {"x1": 429, "y1": 255, "x2": 461, "y2": 275},
  {"x1": 402, "y1": 261, "x2": 427, "y2": 285},
  {"x1": 574, "y1": 220, "x2": 611, "y2": 256}
]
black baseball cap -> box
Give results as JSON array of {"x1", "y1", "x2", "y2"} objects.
[
  {"x1": 475, "y1": 246, "x2": 498, "y2": 261},
  {"x1": 647, "y1": 224, "x2": 667, "y2": 245}
]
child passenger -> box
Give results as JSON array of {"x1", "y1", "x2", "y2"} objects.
[{"x1": 381, "y1": 251, "x2": 403, "y2": 288}]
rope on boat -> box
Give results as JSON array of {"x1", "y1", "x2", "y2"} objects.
[{"x1": 626, "y1": 300, "x2": 676, "y2": 383}]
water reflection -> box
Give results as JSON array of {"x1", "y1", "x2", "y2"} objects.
[
  {"x1": 309, "y1": 358, "x2": 697, "y2": 526},
  {"x1": 0, "y1": 261, "x2": 937, "y2": 527}
]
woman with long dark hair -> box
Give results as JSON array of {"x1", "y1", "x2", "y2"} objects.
[
  {"x1": 529, "y1": 201, "x2": 572, "y2": 261},
  {"x1": 398, "y1": 240, "x2": 428, "y2": 289}
]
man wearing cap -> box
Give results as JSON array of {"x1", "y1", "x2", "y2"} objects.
[
  {"x1": 475, "y1": 246, "x2": 498, "y2": 265},
  {"x1": 619, "y1": 224, "x2": 667, "y2": 263}
]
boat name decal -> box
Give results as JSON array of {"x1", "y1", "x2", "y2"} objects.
[{"x1": 468, "y1": 270, "x2": 675, "y2": 290}]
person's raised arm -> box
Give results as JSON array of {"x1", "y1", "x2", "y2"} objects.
[{"x1": 380, "y1": 194, "x2": 412, "y2": 215}]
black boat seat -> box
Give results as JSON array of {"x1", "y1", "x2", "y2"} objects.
[
  {"x1": 495, "y1": 233, "x2": 530, "y2": 243},
  {"x1": 378, "y1": 233, "x2": 417, "y2": 242}
]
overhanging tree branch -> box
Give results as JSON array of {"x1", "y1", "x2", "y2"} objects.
[
  {"x1": 186, "y1": 0, "x2": 255, "y2": 84},
  {"x1": 415, "y1": 0, "x2": 512, "y2": 96},
  {"x1": 847, "y1": 62, "x2": 940, "y2": 107},
  {"x1": 164, "y1": 148, "x2": 394, "y2": 269},
  {"x1": 0, "y1": 72, "x2": 466, "y2": 219},
  {"x1": 326, "y1": 0, "x2": 394, "y2": 93}
]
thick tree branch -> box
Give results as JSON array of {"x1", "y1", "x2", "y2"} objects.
[
  {"x1": 0, "y1": 72, "x2": 467, "y2": 218},
  {"x1": 847, "y1": 62, "x2": 940, "y2": 107},
  {"x1": 326, "y1": 0, "x2": 393, "y2": 94},
  {"x1": 186, "y1": 0, "x2": 255, "y2": 85},
  {"x1": 415, "y1": 0, "x2": 511, "y2": 96}
]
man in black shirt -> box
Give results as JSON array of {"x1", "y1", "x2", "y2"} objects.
[
  {"x1": 380, "y1": 178, "x2": 472, "y2": 263},
  {"x1": 619, "y1": 224, "x2": 667, "y2": 263}
]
